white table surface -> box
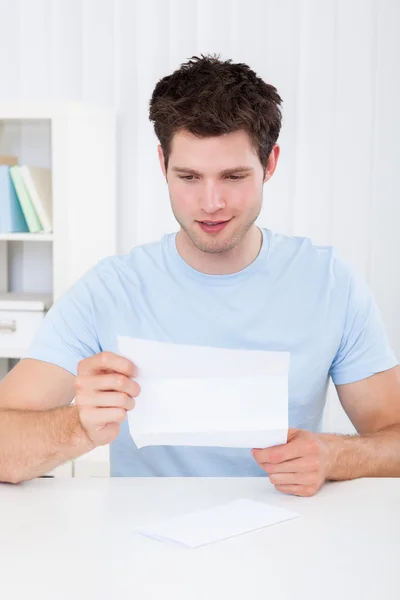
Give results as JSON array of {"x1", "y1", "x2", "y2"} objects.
[{"x1": 1, "y1": 477, "x2": 399, "y2": 600}]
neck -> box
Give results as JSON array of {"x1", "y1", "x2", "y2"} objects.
[{"x1": 175, "y1": 225, "x2": 263, "y2": 275}]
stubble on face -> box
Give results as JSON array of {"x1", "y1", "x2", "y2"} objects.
[{"x1": 174, "y1": 204, "x2": 261, "y2": 255}]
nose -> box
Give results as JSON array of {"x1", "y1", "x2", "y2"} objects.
[{"x1": 199, "y1": 181, "x2": 226, "y2": 214}]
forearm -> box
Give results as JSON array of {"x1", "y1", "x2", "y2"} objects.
[
  {"x1": 321, "y1": 424, "x2": 400, "y2": 480},
  {"x1": 0, "y1": 405, "x2": 94, "y2": 483}
]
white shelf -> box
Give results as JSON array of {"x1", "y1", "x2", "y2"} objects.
[
  {"x1": 0, "y1": 233, "x2": 54, "y2": 242},
  {"x1": 0, "y1": 292, "x2": 52, "y2": 310},
  {"x1": 0, "y1": 101, "x2": 117, "y2": 478},
  {"x1": 0, "y1": 101, "x2": 116, "y2": 301}
]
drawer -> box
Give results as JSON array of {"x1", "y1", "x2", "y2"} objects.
[{"x1": 0, "y1": 309, "x2": 46, "y2": 358}]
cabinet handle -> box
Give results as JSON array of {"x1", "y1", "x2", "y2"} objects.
[{"x1": 0, "y1": 320, "x2": 17, "y2": 333}]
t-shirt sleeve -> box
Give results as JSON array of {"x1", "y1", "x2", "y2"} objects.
[
  {"x1": 329, "y1": 266, "x2": 398, "y2": 385},
  {"x1": 23, "y1": 269, "x2": 101, "y2": 376}
]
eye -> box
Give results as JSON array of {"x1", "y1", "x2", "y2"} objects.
[
  {"x1": 178, "y1": 175, "x2": 197, "y2": 181},
  {"x1": 227, "y1": 175, "x2": 246, "y2": 181}
]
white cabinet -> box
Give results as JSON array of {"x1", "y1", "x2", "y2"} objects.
[
  {"x1": 0, "y1": 293, "x2": 52, "y2": 358},
  {"x1": 0, "y1": 101, "x2": 116, "y2": 477}
]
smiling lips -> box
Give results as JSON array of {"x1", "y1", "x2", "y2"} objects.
[{"x1": 198, "y1": 219, "x2": 231, "y2": 233}]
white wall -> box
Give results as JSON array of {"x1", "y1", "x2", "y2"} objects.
[{"x1": 0, "y1": 0, "x2": 399, "y2": 435}]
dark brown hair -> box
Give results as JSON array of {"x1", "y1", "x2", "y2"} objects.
[{"x1": 149, "y1": 54, "x2": 283, "y2": 172}]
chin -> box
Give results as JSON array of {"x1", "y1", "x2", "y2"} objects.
[
  {"x1": 195, "y1": 240, "x2": 235, "y2": 254},
  {"x1": 191, "y1": 230, "x2": 241, "y2": 255}
]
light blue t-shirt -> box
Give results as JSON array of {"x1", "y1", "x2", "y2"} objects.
[{"x1": 25, "y1": 228, "x2": 398, "y2": 476}]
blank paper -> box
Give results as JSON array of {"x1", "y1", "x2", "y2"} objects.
[{"x1": 118, "y1": 336, "x2": 290, "y2": 449}]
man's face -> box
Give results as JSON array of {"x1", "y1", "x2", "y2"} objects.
[{"x1": 158, "y1": 129, "x2": 276, "y2": 255}]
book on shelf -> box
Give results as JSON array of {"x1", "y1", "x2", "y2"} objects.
[
  {"x1": 19, "y1": 166, "x2": 52, "y2": 233},
  {"x1": 9, "y1": 166, "x2": 44, "y2": 233},
  {"x1": 0, "y1": 155, "x2": 53, "y2": 235},
  {"x1": 0, "y1": 165, "x2": 29, "y2": 234}
]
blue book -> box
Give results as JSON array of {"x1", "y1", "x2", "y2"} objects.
[{"x1": 0, "y1": 165, "x2": 29, "y2": 233}]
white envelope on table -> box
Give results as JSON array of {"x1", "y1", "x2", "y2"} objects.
[
  {"x1": 117, "y1": 336, "x2": 290, "y2": 449},
  {"x1": 135, "y1": 499, "x2": 299, "y2": 548}
]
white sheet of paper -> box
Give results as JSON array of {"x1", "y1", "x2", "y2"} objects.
[
  {"x1": 118, "y1": 336, "x2": 290, "y2": 449},
  {"x1": 135, "y1": 499, "x2": 299, "y2": 548}
]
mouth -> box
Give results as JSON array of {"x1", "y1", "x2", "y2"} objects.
[{"x1": 197, "y1": 219, "x2": 232, "y2": 234}]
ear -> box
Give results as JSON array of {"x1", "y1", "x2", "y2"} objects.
[
  {"x1": 264, "y1": 144, "x2": 280, "y2": 183},
  {"x1": 158, "y1": 145, "x2": 167, "y2": 178}
]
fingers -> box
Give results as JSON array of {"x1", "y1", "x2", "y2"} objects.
[
  {"x1": 78, "y1": 352, "x2": 137, "y2": 378},
  {"x1": 252, "y1": 442, "x2": 303, "y2": 464},
  {"x1": 76, "y1": 392, "x2": 135, "y2": 411},
  {"x1": 274, "y1": 484, "x2": 318, "y2": 497},
  {"x1": 252, "y1": 436, "x2": 320, "y2": 464},
  {"x1": 76, "y1": 373, "x2": 141, "y2": 399},
  {"x1": 255, "y1": 450, "x2": 325, "y2": 493},
  {"x1": 259, "y1": 457, "x2": 315, "y2": 474},
  {"x1": 268, "y1": 471, "x2": 317, "y2": 486},
  {"x1": 75, "y1": 352, "x2": 140, "y2": 447},
  {"x1": 252, "y1": 430, "x2": 328, "y2": 498},
  {"x1": 80, "y1": 406, "x2": 128, "y2": 428}
]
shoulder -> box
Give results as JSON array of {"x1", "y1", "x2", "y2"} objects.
[
  {"x1": 49, "y1": 235, "x2": 169, "y2": 311},
  {"x1": 265, "y1": 228, "x2": 355, "y2": 291},
  {"x1": 81, "y1": 234, "x2": 170, "y2": 285},
  {"x1": 267, "y1": 231, "x2": 365, "y2": 302}
]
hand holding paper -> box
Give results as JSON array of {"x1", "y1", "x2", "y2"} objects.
[
  {"x1": 252, "y1": 427, "x2": 334, "y2": 497},
  {"x1": 74, "y1": 351, "x2": 140, "y2": 447},
  {"x1": 118, "y1": 336, "x2": 290, "y2": 450}
]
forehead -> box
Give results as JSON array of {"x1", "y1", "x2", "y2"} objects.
[{"x1": 169, "y1": 129, "x2": 260, "y2": 169}]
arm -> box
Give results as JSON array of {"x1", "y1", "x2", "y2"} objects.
[
  {"x1": 0, "y1": 263, "x2": 139, "y2": 484},
  {"x1": 252, "y1": 259, "x2": 399, "y2": 496},
  {"x1": 323, "y1": 263, "x2": 400, "y2": 479},
  {"x1": 324, "y1": 365, "x2": 400, "y2": 479},
  {"x1": 0, "y1": 359, "x2": 93, "y2": 483},
  {"x1": 252, "y1": 367, "x2": 400, "y2": 496},
  {"x1": 0, "y1": 353, "x2": 139, "y2": 484}
]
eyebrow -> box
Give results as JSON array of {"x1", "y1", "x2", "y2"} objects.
[{"x1": 171, "y1": 166, "x2": 254, "y2": 176}]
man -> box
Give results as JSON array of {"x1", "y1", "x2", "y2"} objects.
[{"x1": 0, "y1": 55, "x2": 399, "y2": 496}]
